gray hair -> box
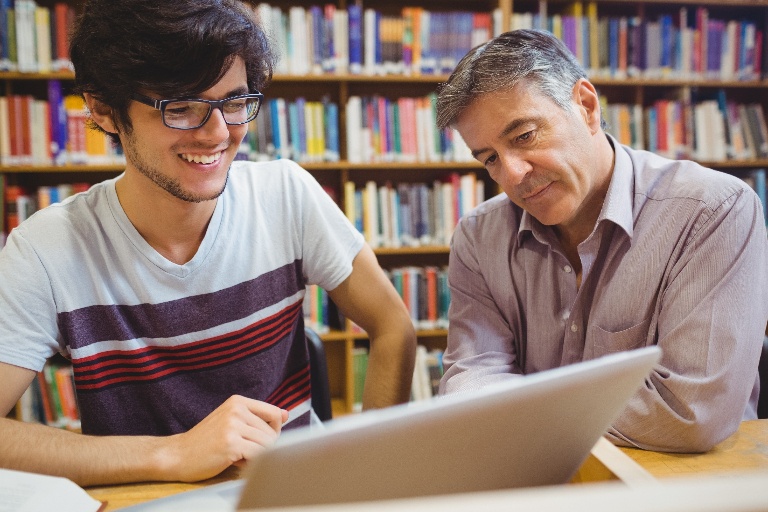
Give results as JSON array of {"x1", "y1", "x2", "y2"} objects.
[{"x1": 436, "y1": 29, "x2": 588, "y2": 129}]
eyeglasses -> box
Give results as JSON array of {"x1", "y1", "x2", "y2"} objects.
[{"x1": 131, "y1": 92, "x2": 264, "y2": 130}]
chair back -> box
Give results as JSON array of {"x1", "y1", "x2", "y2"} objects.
[{"x1": 305, "y1": 327, "x2": 333, "y2": 422}]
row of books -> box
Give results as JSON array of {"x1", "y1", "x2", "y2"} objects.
[
  {"x1": 351, "y1": 345, "x2": 445, "y2": 411},
  {"x1": 239, "y1": 93, "x2": 473, "y2": 165},
  {"x1": 17, "y1": 361, "x2": 80, "y2": 429},
  {"x1": 8, "y1": 86, "x2": 767, "y2": 170},
  {"x1": 389, "y1": 266, "x2": 450, "y2": 331},
  {"x1": 513, "y1": 5, "x2": 763, "y2": 81},
  {"x1": 0, "y1": 0, "x2": 76, "y2": 73},
  {"x1": 601, "y1": 95, "x2": 768, "y2": 163},
  {"x1": 2, "y1": 2, "x2": 766, "y2": 82},
  {"x1": 304, "y1": 264, "x2": 451, "y2": 335},
  {"x1": 241, "y1": 96, "x2": 340, "y2": 163},
  {"x1": 0, "y1": 82, "x2": 125, "y2": 166},
  {"x1": 344, "y1": 175, "x2": 485, "y2": 249},
  {"x1": 252, "y1": 3, "x2": 499, "y2": 77},
  {"x1": 1, "y1": 178, "x2": 89, "y2": 234},
  {"x1": 346, "y1": 94, "x2": 472, "y2": 164}
]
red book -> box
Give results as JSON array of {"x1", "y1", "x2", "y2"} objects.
[{"x1": 19, "y1": 95, "x2": 32, "y2": 164}]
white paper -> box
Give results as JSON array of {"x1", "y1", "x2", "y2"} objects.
[{"x1": 0, "y1": 468, "x2": 102, "y2": 512}]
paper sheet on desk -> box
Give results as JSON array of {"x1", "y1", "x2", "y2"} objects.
[
  {"x1": 119, "y1": 479, "x2": 244, "y2": 512},
  {"x1": 0, "y1": 468, "x2": 104, "y2": 512}
]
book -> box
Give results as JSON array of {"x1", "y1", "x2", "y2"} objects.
[{"x1": 0, "y1": 468, "x2": 105, "y2": 512}]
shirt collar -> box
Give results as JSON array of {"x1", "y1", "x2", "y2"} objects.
[{"x1": 517, "y1": 133, "x2": 634, "y2": 241}]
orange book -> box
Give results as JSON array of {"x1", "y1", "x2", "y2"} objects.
[
  {"x1": 36, "y1": 372, "x2": 55, "y2": 424},
  {"x1": 425, "y1": 266, "x2": 437, "y2": 325}
]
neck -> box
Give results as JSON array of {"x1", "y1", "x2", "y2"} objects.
[{"x1": 115, "y1": 174, "x2": 216, "y2": 265}]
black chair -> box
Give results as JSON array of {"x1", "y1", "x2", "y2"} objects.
[
  {"x1": 758, "y1": 336, "x2": 768, "y2": 420},
  {"x1": 305, "y1": 326, "x2": 333, "y2": 422}
]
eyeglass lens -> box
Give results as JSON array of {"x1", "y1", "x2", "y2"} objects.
[{"x1": 163, "y1": 96, "x2": 260, "y2": 129}]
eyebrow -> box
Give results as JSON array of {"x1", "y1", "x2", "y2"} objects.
[{"x1": 470, "y1": 117, "x2": 540, "y2": 159}]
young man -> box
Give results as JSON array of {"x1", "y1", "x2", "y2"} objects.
[
  {"x1": 0, "y1": 0, "x2": 415, "y2": 486},
  {"x1": 436, "y1": 29, "x2": 768, "y2": 453}
]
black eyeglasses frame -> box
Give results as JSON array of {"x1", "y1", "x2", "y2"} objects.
[{"x1": 130, "y1": 91, "x2": 264, "y2": 130}]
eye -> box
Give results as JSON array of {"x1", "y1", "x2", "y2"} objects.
[
  {"x1": 516, "y1": 131, "x2": 533, "y2": 143},
  {"x1": 482, "y1": 153, "x2": 498, "y2": 167},
  {"x1": 223, "y1": 99, "x2": 247, "y2": 113}
]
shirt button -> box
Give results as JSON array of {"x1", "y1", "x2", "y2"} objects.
[
  {"x1": 570, "y1": 323, "x2": 578, "y2": 332},
  {"x1": 564, "y1": 265, "x2": 572, "y2": 273}
]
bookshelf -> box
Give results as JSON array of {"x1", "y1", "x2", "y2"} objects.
[{"x1": 3, "y1": 0, "x2": 768, "y2": 421}]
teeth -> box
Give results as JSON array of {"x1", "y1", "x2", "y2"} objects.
[{"x1": 181, "y1": 151, "x2": 222, "y2": 164}]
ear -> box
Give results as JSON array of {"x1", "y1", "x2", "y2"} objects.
[
  {"x1": 571, "y1": 79, "x2": 602, "y2": 134},
  {"x1": 83, "y1": 93, "x2": 118, "y2": 134}
]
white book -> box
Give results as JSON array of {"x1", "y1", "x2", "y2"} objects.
[
  {"x1": 451, "y1": 128, "x2": 472, "y2": 162},
  {"x1": 441, "y1": 181, "x2": 456, "y2": 244},
  {"x1": 708, "y1": 101, "x2": 727, "y2": 162},
  {"x1": 459, "y1": 173, "x2": 477, "y2": 216},
  {"x1": 16, "y1": 0, "x2": 38, "y2": 73},
  {"x1": 363, "y1": 9, "x2": 378, "y2": 75},
  {"x1": 30, "y1": 100, "x2": 50, "y2": 165},
  {"x1": 364, "y1": 180, "x2": 380, "y2": 247},
  {"x1": 272, "y1": 6, "x2": 290, "y2": 75},
  {"x1": 333, "y1": 10, "x2": 349, "y2": 74},
  {"x1": 275, "y1": 98, "x2": 290, "y2": 159},
  {"x1": 345, "y1": 96, "x2": 363, "y2": 163},
  {"x1": 721, "y1": 21, "x2": 737, "y2": 81},
  {"x1": 288, "y1": 7, "x2": 309, "y2": 75}
]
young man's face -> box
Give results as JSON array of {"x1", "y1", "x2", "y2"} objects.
[
  {"x1": 119, "y1": 56, "x2": 250, "y2": 204},
  {"x1": 454, "y1": 79, "x2": 608, "y2": 235}
]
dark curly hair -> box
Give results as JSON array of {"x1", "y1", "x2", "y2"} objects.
[{"x1": 70, "y1": 0, "x2": 276, "y2": 146}]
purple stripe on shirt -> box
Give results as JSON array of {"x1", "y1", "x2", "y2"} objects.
[{"x1": 59, "y1": 259, "x2": 304, "y2": 348}]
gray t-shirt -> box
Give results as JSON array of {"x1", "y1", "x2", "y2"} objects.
[{"x1": 0, "y1": 159, "x2": 364, "y2": 435}]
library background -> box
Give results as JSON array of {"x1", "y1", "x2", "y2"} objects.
[{"x1": 1, "y1": 0, "x2": 767, "y2": 428}]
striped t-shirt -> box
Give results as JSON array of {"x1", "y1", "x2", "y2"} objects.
[{"x1": 0, "y1": 159, "x2": 364, "y2": 435}]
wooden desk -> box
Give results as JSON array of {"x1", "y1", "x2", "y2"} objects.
[
  {"x1": 619, "y1": 419, "x2": 768, "y2": 478},
  {"x1": 86, "y1": 466, "x2": 243, "y2": 511},
  {"x1": 86, "y1": 420, "x2": 768, "y2": 511}
]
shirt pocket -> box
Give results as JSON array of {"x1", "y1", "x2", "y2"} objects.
[{"x1": 592, "y1": 316, "x2": 652, "y2": 355}]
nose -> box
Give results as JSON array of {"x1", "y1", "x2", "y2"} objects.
[
  {"x1": 499, "y1": 153, "x2": 533, "y2": 185},
  {"x1": 195, "y1": 106, "x2": 231, "y2": 140}
]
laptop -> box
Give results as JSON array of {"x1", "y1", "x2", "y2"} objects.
[{"x1": 121, "y1": 346, "x2": 660, "y2": 511}]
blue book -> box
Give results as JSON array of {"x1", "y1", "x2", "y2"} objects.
[
  {"x1": 348, "y1": 4, "x2": 363, "y2": 74},
  {"x1": 295, "y1": 97, "x2": 307, "y2": 162},
  {"x1": 608, "y1": 18, "x2": 619, "y2": 77},
  {"x1": 752, "y1": 169, "x2": 767, "y2": 225},
  {"x1": 287, "y1": 101, "x2": 300, "y2": 161},
  {"x1": 268, "y1": 99, "x2": 281, "y2": 158},
  {"x1": 0, "y1": 0, "x2": 12, "y2": 70},
  {"x1": 323, "y1": 97, "x2": 339, "y2": 162},
  {"x1": 660, "y1": 15, "x2": 673, "y2": 73},
  {"x1": 309, "y1": 6, "x2": 323, "y2": 73},
  {"x1": 354, "y1": 190, "x2": 364, "y2": 233},
  {"x1": 646, "y1": 107, "x2": 658, "y2": 154},
  {"x1": 47, "y1": 79, "x2": 68, "y2": 164}
]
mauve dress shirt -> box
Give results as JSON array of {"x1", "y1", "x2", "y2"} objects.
[{"x1": 441, "y1": 135, "x2": 768, "y2": 452}]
